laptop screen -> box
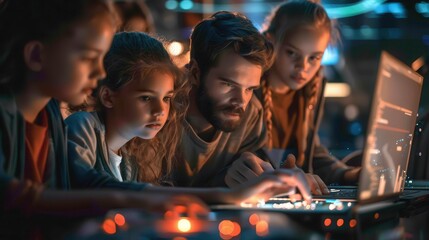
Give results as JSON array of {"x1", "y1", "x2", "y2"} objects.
[{"x1": 358, "y1": 51, "x2": 424, "y2": 202}]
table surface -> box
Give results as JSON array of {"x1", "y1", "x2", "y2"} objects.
[
  {"x1": 62, "y1": 201, "x2": 429, "y2": 240},
  {"x1": 2, "y1": 188, "x2": 429, "y2": 239}
]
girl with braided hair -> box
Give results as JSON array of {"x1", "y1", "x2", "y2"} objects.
[{"x1": 258, "y1": 0, "x2": 361, "y2": 188}]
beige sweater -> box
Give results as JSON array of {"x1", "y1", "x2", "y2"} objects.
[{"x1": 173, "y1": 96, "x2": 267, "y2": 187}]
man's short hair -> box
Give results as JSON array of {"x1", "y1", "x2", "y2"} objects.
[{"x1": 190, "y1": 11, "x2": 274, "y2": 80}]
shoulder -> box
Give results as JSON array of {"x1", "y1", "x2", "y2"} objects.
[
  {"x1": 65, "y1": 111, "x2": 104, "y2": 132},
  {"x1": 0, "y1": 94, "x2": 20, "y2": 139},
  {"x1": 46, "y1": 99, "x2": 64, "y2": 120},
  {"x1": 0, "y1": 93, "x2": 17, "y2": 117},
  {"x1": 66, "y1": 111, "x2": 97, "y2": 124}
]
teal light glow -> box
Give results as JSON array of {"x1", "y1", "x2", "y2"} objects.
[
  {"x1": 180, "y1": 0, "x2": 194, "y2": 10},
  {"x1": 165, "y1": 0, "x2": 178, "y2": 10},
  {"x1": 165, "y1": 0, "x2": 388, "y2": 19},
  {"x1": 324, "y1": 0, "x2": 389, "y2": 18},
  {"x1": 322, "y1": 46, "x2": 340, "y2": 66}
]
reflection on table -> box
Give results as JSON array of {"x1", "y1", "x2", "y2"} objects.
[{"x1": 64, "y1": 203, "x2": 429, "y2": 240}]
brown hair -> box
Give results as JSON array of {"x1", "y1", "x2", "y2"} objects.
[
  {"x1": 261, "y1": 0, "x2": 334, "y2": 155},
  {"x1": 114, "y1": 0, "x2": 155, "y2": 33},
  {"x1": 190, "y1": 11, "x2": 274, "y2": 81},
  {"x1": 96, "y1": 32, "x2": 189, "y2": 184}
]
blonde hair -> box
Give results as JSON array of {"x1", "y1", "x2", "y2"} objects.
[{"x1": 261, "y1": 1, "x2": 332, "y2": 160}]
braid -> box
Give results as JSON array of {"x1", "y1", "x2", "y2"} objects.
[
  {"x1": 262, "y1": 77, "x2": 274, "y2": 150},
  {"x1": 304, "y1": 67, "x2": 323, "y2": 113}
]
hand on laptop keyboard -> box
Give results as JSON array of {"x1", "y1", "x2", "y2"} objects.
[{"x1": 282, "y1": 154, "x2": 330, "y2": 195}]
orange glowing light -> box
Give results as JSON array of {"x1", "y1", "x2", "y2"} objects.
[
  {"x1": 231, "y1": 222, "x2": 241, "y2": 237},
  {"x1": 219, "y1": 232, "x2": 233, "y2": 240},
  {"x1": 349, "y1": 219, "x2": 357, "y2": 228},
  {"x1": 102, "y1": 219, "x2": 116, "y2": 235},
  {"x1": 324, "y1": 218, "x2": 332, "y2": 227},
  {"x1": 256, "y1": 220, "x2": 269, "y2": 236},
  {"x1": 219, "y1": 220, "x2": 234, "y2": 236},
  {"x1": 177, "y1": 218, "x2": 192, "y2": 233},
  {"x1": 173, "y1": 237, "x2": 187, "y2": 240},
  {"x1": 374, "y1": 213, "x2": 380, "y2": 220},
  {"x1": 174, "y1": 205, "x2": 187, "y2": 213},
  {"x1": 336, "y1": 218, "x2": 344, "y2": 227},
  {"x1": 164, "y1": 210, "x2": 174, "y2": 219},
  {"x1": 249, "y1": 213, "x2": 260, "y2": 226},
  {"x1": 114, "y1": 213, "x2": 125, "y2": 226}
]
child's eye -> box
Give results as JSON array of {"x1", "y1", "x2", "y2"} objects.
[
  {"x1": 286, "y1": 50, "x2": 296, "y2": 57},
  {"x1": 163, "y1": 96, "x2": 172, "y2": 103},
  {"x1": 82, "y1": 56, "x2": 96, "y2": 62},
  {"x1": 309, "y1": 55, "x2": 322, "y2": 63},
  {"x1": 81, "y1": 53, "x2": 98, "y2": 61},
  {"x1": 140, "y1": 96, "x2": 151, "y2": 101}
]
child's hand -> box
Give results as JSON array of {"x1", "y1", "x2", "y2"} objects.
[
  {"x1": 227, "y1": 168, "x2": 312, "y2": 205},
  {"x1": 283, "y1": 154, "x2": 329, "y2": 195},
  {"x1": 225, "y1": 152, "x2": 274, "y2": 188}
]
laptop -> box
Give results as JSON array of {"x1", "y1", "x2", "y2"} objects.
[
  {"x1": 322, "y1": 51, "x2": 426, "y2": 202},
  {"x1": 211, "y1": 51, "x2": 426, "y2": 229}
]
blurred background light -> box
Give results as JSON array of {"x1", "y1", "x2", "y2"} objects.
[
  {"x1": 168, "y1": 41, "x2": 185, "y2": 56},
  {"x1": 322, "y1": 46, "x2": 340, "y2": 66},
  {"x1": 180, "y1": 0, "x2": 194, "y2": 10},
  {"x1": 324, "y1": 83, "x2": 351, "y2": 98},
  {"x1": 165, "y1": 0, "x2": 178, "y2": 10}
]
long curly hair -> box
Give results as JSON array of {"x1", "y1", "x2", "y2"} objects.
[
  {"x1": 260, "y1": 0, "x2": 334, "y2": 161},
  {"x1": 95, "y1": 32, "x2": 189, "y2": 184}
]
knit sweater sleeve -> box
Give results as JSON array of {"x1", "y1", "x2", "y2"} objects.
[{"x1": 65, "y1": 112, "x2": 148, "y2": 190}]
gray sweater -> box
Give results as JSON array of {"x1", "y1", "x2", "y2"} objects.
[
  {"x1": 172, "y1": 96, "x2": 268, "y2": 187},
  {"x1": 66, "y1": 111, "x2": 139, "y2": 183}
]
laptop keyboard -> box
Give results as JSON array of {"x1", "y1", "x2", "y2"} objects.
[
  {"x1": 259, "y1": 198, "x2": 355, "y2": 213},
  {"x1": 319, "y1": 188, "x2": 420, "y2": 199},
  {"x1": 319, "y1": 188, "x2": 358, "y2": 199}
]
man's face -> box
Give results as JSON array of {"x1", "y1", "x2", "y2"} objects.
[{"x1": 196, "y1": 49, "x2": 262, "y2": 132}]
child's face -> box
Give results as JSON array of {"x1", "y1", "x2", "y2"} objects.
[
  {"x1": 40, "y1": 13, "x2": 115, "y2": 105},
  {"x1": 110, "y1": 71, "x2": 174, "y2": 140},
  {"x1": 196, "y1": 49, "x2": 262, "y2": 132},
  {"x1": 272, "y1": 28, "x2": 330, "y2": 91}
]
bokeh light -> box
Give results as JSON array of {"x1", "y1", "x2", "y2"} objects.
[{"x1": 177, "y1": 218, "x2": 192, "y2": 233}]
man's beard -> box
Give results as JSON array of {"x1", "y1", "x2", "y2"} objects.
[{"x1": 196, "y1": 85, "x2": 244, "y2": 132}]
